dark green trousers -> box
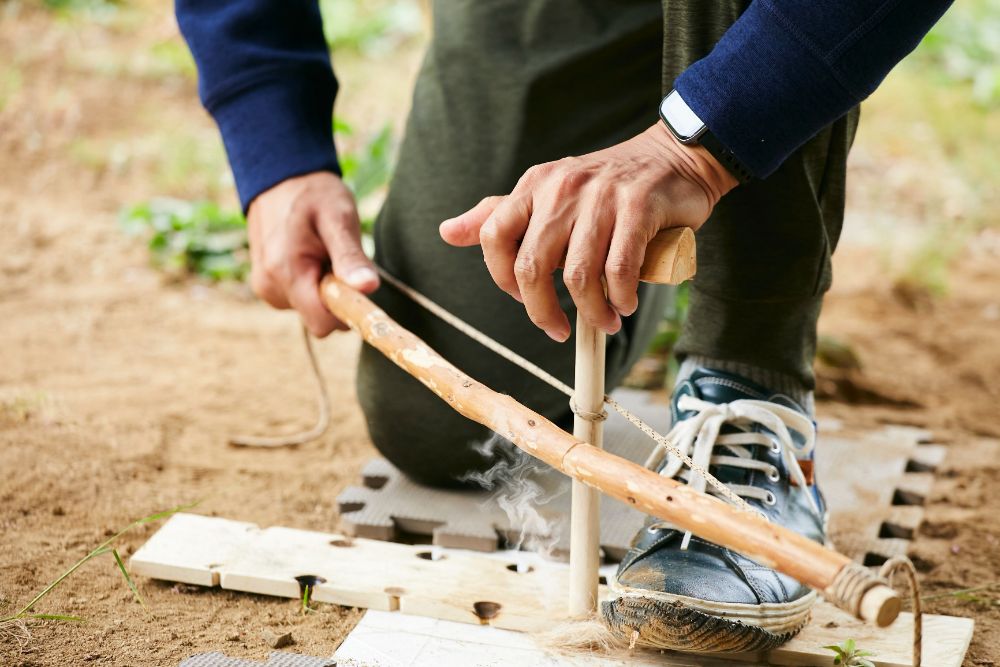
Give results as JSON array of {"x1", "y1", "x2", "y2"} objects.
[{"x1": 356, "y1": 0, "x2": 859, "y2": 486}]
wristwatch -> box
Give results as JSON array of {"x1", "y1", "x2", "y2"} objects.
[{"x1": 659, "y1": 89, "x2": 752, "y2": 184}]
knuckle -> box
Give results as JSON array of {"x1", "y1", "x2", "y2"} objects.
[
  {"x1": 581, "y1": 311, "x2": 607, "y2": 329},
  {"x1": 289, "y1": 195, "x2": 313, "y2": 218},
  {"x1": 562, "y1": 264, "x2": 593, "y2": 295},
  {"x1": 620, "y1": 199, "x2": 648, "y2": 222},
  {"x1": 560, "y1": 167, "x2": 589, "y2": 191},
  {"x1": 514, "y1": 252, "x2": 544, "y2": 285},
  {"x1": 250, "y1": 270, "x2": 269, "y2": 297},
  {"x1": 478, "y1": 221, "x2": 502, "y2": 247},
  {"x1": 261, "y1": 254, "x2": 284, "y2": 280},
  {"x1": 605, "y1": 258, "x2": 638, "y2": 284}
]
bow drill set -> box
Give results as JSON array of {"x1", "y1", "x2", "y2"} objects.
[{"x1": 318, "y1": 227, "x2": 906, "y2": 647}]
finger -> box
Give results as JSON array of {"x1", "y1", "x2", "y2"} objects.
[
  {"x1": 250, "y1": 214, "x2": 292, "y2": 309},
  {"x1": 439, "y1": 196, "x2": 504, "y2": 246},
  {"x1": 480, "y1": 194, "x2": 532, "y2": 302},
  {"x1": 564, "y1": 199, "x2": 620, "y2": 334},
  {"x1": 604, "y1": 206, "x2": 652, "y2": 318},
  {"x1": 515, "y1": 209, "x2": 573, "y2": 342},
  {"x1": 316, "y1": 203, "x2": 380, "y2": 294},
  {"x1": 288, "y1": 259, "x2": 341, "y2": 337},
  {"x1": 250, "y1": 267, "x2": 290, "y2": 310}
]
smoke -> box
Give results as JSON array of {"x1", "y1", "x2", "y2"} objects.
[{"x1": 462, "y1": 432, "x2": 566, "y2": 559}]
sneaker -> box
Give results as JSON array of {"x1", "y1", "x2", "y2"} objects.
[{"x1": 602, "y1": 367, "x2": 824, "y2": 652}]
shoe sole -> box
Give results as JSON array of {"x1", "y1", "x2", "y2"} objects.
[{"x1": 602, "y1": 583, "x2": 815, "y2": 653}]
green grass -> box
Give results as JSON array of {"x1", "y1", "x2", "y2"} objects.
[{"x1": 0, "y1": 504, "x2": 196, "y2": 632}]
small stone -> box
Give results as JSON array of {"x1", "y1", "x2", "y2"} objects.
[
  {"x1": 171, "y1": 583, "x2": 202, "y2": 594},
  {"x1": 226, "y1": 632, "x2": 240, "y2": 642},
  {"x1": 262, "y1": 628, "x2": 294, "y2": 649}
]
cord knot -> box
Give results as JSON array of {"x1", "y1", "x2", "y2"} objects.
[{"x1": 569, "y1": 397, "x2": 607, "y2": 422}]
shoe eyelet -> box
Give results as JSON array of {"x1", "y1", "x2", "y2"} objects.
[
  {"x1": 763, "y1": 491, "x2": 777, "y2": 506},
  {"x1": 770, "y1": 442, "x2": 781, "y2": 454},
  {"x1": 766, "y1": 467, "x2": 781, "y2": 483}
]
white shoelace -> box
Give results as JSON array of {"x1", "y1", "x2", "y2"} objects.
[{"x1": 644, "y1": 395, "x2": 820, "y2": 550}]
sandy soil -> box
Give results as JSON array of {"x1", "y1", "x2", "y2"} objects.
[{"x1": 1, "y1": 3, "x2": 998, "y2": 666}]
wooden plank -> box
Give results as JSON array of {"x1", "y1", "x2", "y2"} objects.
[
  {"x1": 131, "y1": 514, "x2": 974, "y2": 667},
  {"x1": 335, "y1": 609, "x2": 765, "y2": 667}
]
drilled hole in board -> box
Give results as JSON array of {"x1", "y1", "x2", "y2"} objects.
[
  {"x1": 905, "y1": 459, "x2": 937, "y2": 473},
  {"x1": 892, "y1": 489, "x2": 926, "y2": 506},
  {"x1": 363, "y1": 475, "x2": 389, "y2": 490},
  {"x1": 295, "y1": 574, "x2": 327, "y2": 599},
  {"x1": 862, "y1": 553, "x2": 889, "y2": 567},
  {"x1": 506, "y1": 563, "x2": 534, "y2": 574},
  {"x1": 416, "y1": 550, "x2": 445, "y2": 561},
  {"x1": 473, "y1": 601, "x2": 502, "y2": 622},
  {"x1": 338, "y1": 501, "x2": 365, "y2": 514},
  {"x1": 878, "y1": 522, "x2": 915, "y2": 540}
]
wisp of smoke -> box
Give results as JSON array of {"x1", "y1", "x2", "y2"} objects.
[
  {"x1": 462, "y1": 432, "x2": 566, "y2": 558},
  {"x1": 463, "y1": 434, "x2": 634, "y2": 657}
]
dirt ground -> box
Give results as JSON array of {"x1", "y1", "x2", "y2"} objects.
[{"x1": 1, "y1": 2, "x2": 998, "y2": 666}]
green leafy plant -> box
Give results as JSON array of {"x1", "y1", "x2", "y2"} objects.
[
  {"x1": 336, "y1": 119, "x2": 396, "y2": 235},
  {"x1": 915, "y1": 0, "x2": 1000, "y2": 108},
  {"x1": 824, "y1": 638, "x2": 876, "y2": 667},
  {"x1": 41, "y1": 0, "x2": 122, "y2": 20},
  {"x1": 0, "y1": 504, "x2": 195, "y2": 634},
  {"x1": 319, "y1": 0, "x2": 423, "y2": 54},
  {"x1": 121, "y1": 121, "x2": 395, "y2": 283},
  {"x1": 120, "y1": 198, "x2": 250, "y2": 281}
]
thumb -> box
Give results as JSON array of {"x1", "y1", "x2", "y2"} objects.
[
  {"x1": 316, "y1": 206, "x2": 380, "y2": 293},
  {"x1": 439, "y1": 196, "x2": 504, "y2": 247}
]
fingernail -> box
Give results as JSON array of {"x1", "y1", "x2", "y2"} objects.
[
  {"x1": 546, "y1": 327, "x2": 570, "y2": 343},
  {"x1": 607, "y1": 313, "x2": 622, "y2": 334},
  {"x1": 347, "y1": 267, "x2": 378, "y2": 287}
]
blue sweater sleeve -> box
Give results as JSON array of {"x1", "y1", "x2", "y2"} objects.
[
  {"x1": 176, "y1": 0, "x2": 340, "y2": 211},
  {"x1": 675, "y1": 0, "x2": 953, "y2": 178}
]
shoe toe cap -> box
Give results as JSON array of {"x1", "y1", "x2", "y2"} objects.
[{"x1": 615, "y1": 536, "x2": 810, "y2": 606}]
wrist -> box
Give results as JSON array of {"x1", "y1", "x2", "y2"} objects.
[{"x1": 647, "y1": 123, "x2": 738, "y2": 203}]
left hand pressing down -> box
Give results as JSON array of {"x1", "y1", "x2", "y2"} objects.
[{"x1": 439, "y1": 123, "x2": 737, "y2": 342}]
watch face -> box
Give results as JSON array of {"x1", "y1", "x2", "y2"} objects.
[{"x1": 660, "y1": 90, "x2": 705, "y2": 142}]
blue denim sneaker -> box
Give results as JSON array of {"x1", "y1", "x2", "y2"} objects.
[{"x1": 602, "y1": 367, "x2": 825, "y2": 652}]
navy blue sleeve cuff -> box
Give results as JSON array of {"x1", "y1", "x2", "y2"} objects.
[
  {"x1": 675, "y1": 0, "x2": 952, "y2": 179},
  {"x1": 674, "y1": 1, "x2": 853, "y2": 179},
  {"x1": 209, "y1": 68, "x2": 341, "y2": 212}
]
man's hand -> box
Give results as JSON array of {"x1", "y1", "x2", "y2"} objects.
[
  {"x1": 247, "y1": 171, "x2": 379, "y2": 337},
  {"x1": 439, "y1": 124, "x2": 737, "y2": 342}
]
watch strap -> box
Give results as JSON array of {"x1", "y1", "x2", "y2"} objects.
[{"x1": 697, "y1": 131, "x2": 753, "y2": 184}]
